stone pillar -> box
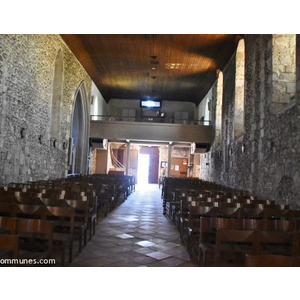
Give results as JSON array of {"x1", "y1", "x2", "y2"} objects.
[
  {"x1": 126, "y1": 142, "x2": 131, "y2": 175},
  {"x1": 167, "y1": 144, "x2": 172, "y2": 177}
]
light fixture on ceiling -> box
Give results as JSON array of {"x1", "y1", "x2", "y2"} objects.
[{"x1": 165, "y1": 63, "x2": 185, "y2": 70}]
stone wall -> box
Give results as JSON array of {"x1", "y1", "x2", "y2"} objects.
[
  {"x1": 0, "y1": 34, "x2": 92, "y2": 186},
  {"x1": 272, "y1": 34, "x2": 296, "y2": 113},
  {"x1": 199, "y1": 34, "x2": 300, "y2": 209}
]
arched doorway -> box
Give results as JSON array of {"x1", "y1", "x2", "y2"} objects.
[{"x1": 69, "y1": 83, "x2": 89, "y2": 174}]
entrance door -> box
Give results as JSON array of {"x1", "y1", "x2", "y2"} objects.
[
  {"x1": 148, "y1": 151, "x2": 159, "y2": 183},
  {"x1": 140, "y1": 146, "x2": 159, "y2": 184}
]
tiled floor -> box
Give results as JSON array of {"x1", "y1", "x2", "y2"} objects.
[{"x1": 70, "y1": 184, "x2": 197, "y2": 267}]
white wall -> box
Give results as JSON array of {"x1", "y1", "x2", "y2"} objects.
[
  {"x1": 196, "y1": 88, "x2": 212, "y2": 124},
  {"x1": 107, "y1": 98, "x2": 197, "y2": 120},
  {"x1": 90, "y1": 82, "x2": 108, "y2": 116}
]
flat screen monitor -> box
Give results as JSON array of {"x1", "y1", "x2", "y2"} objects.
[{"x1": 140, "y1": 100, "x2": 161, "y2": 108}]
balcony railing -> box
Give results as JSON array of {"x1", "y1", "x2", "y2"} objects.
[
  {"x1": 90, "y1": 115, "x2": 212, "y2": 144},
  {"x1": 90, "y1": 115, "x2": 211, "y2": 126}
]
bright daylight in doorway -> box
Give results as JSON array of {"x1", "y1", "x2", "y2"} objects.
[{"x1": 137, "y1": 154, "x2": 149, "y2": 185}]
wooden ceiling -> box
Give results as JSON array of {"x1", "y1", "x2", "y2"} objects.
[{"x1": 61, "y1": 34, "x2": 240, "y2": 106}]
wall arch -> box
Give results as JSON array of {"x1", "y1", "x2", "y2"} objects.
[
  {"x1": 69, "y1": 82, "x2": 90, "y2": 174},
  {"x1": 51, "y1": 49, "x2": 63, "y2": 139},
  {"x1": 234, "y1": 39, "x2": 245, "y2": 139},
  {"x1": 215, "y1": 70, "x2": 223, "y2": 146}
]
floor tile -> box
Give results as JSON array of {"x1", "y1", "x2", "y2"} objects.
[
  {"x1": 145, "y1": 251, "x2": 172, "y2": 260},
  {"x1": 134, "y1": 247, "x2": 154, "y2": 255},
  {"x1": 162, "y1": 256, "x2": 186, "y2": 266},
  {"x1": 135, "y1": 240, "x2": 157, "y2": 247},
  {"x1": 131, "y1": 255, "x2": 157, "y2": 265},
  {"x1": 70, "y1": 184, "x2": 197, "y2": 267},
  {"x1": 115, "y1": 233, "x2": 135, "y2": 239}
]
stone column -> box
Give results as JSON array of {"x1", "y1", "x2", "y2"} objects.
[
  {"x1": 126, "y1": 141, "x2": 131, "y2": 175},
  {"x1": 167, "y1": 144, "x2": 172, "y2": 177}
]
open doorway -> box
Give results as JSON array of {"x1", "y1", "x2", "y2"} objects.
[
  {"x1": 139, "y1": 146, "x2": 159, "y2": 184},
  {"x1": 137, "y1": 154, "x2": 149, "y2": 185}
]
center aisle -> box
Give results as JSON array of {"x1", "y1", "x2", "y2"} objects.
[{"x1": 71, "y1": 184, "x2": 197, "y2": 267}]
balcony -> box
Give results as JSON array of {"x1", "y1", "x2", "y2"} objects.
[
  {"x1": 89, "y1": 115, "x2": 212, "y2": 146},
  {"x1": 90, "y1": 115, "x2": 211, "y2": 126}
]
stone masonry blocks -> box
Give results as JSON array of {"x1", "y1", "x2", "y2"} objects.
[
  {"x1": 200, "y1": 34, "x2": 300, "y2": 209},
  {"x1": 0, "y1": 34, "x2": 92, "y2": 186}
]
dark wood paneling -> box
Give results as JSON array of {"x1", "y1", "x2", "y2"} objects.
[{"x1": 61, "y1": 34, "x2": 240, "y2": 105}]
